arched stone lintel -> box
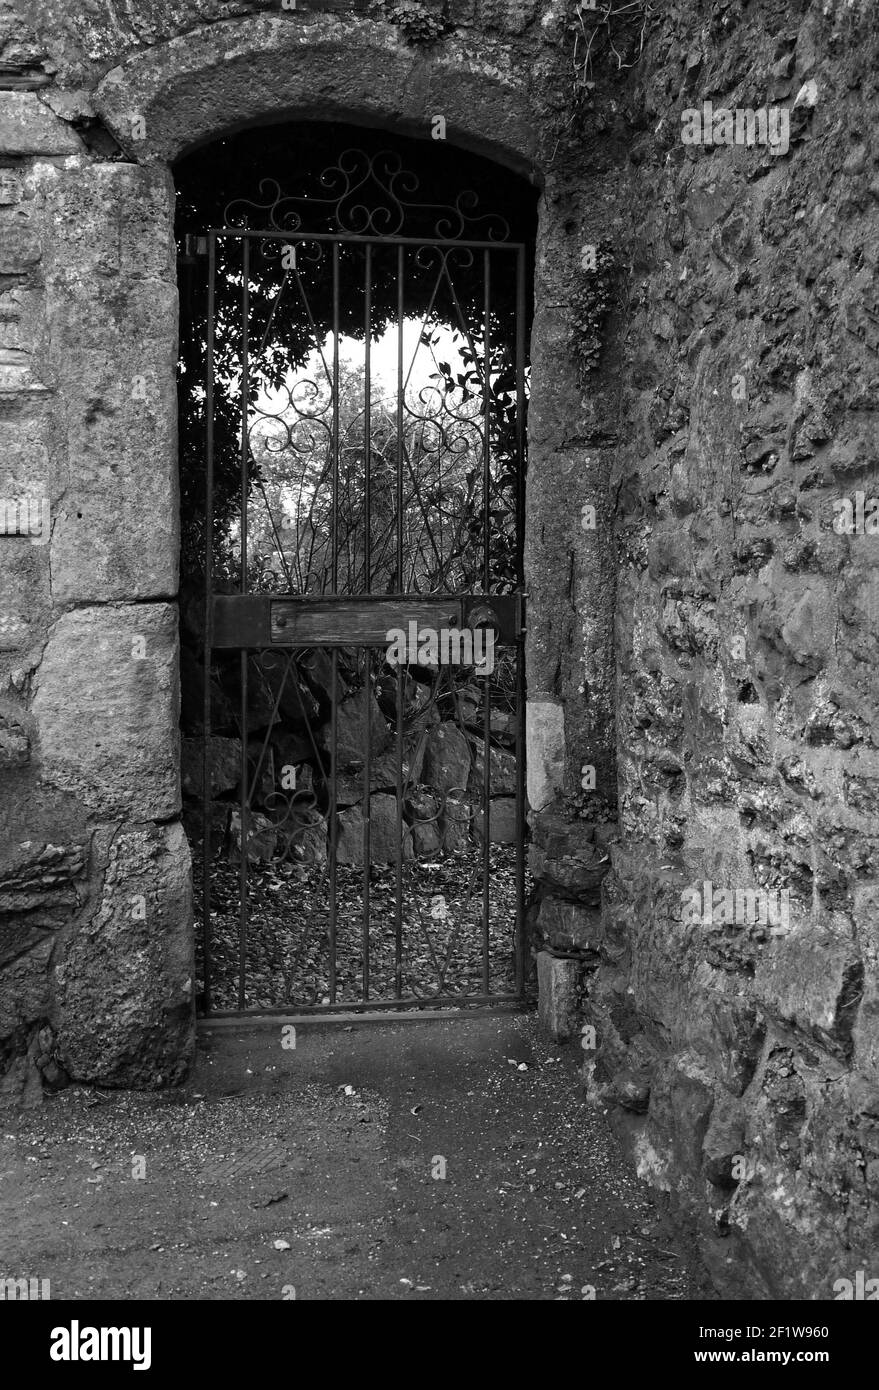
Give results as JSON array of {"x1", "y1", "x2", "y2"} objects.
[{"x1": 94, "y1": 13, "x2": 541, "y2": 182}]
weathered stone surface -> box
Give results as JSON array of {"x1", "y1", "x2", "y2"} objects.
[
  {"x1": 32, "y1": 604, "x2": 180, "y2": 819},
  {"x1": 336, "y1": 796, "x2": 413, "y2": 866},
  {"x1": 0, "y1": 94, "x2": 80, "y2": 154},
  {"x1": 0, "y1": 707, "x2": 29, "y2": 767},
  {"x1": 469, "y1": 737, "x2": 517, "y2": 796},
  {"x1": 320, "y1": 690, "x2": 390, "y2": 768},
  {"x1": 0, "y1": 938, "x2": 53, "y2": 1041},
  {"x1": 529, "y1": 807, "x2": 609, "y2": 898},
  {"x1": 40, "y1": 163, "x2": 179, "y2": 603},
  {"x1": 286, "y1": 812, "x2": 328, "y2": 865},
  {"x1": 536, "y1": 896, "x2": 602, "y2": 953},
  {"x1": 440, "y1": 792, "x2": 472, "y2": 852},
  {"x1": 753, "y1": 918, "x2": 862, "y2": 1055},
  {"x1": 92, "y1": 16, "x2": 538, "y2": 169},
  {"x1": 54, "y1": 821, "x2": 194, "y2": 1087},
  {"x1": 526, "y1": 700, "x2": 565, "y2": 811},
  {"x1": 404, "y1": 788, "x2": 442, "y2": 857},
  {"x1": 537, "y1": 951, "x2": 581, "y2": 1042},
  {"x1": 228, "y1": 810, "x2": 277, "y2": 864},
  {"x1": 473, "y1": 796, "x2": 517, "y2": 844},
  {"x1": 335, "y1": 749, "x2": 399, "y2": 808},
  {"x1": 420, "y1": 724, "x2": 471, "y2": 795}
]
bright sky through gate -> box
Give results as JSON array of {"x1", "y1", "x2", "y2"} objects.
[{"x1": 254, "y1": 317, "x2": 468, "y2": 417}]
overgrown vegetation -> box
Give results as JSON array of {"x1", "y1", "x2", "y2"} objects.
[
  {"x1": 564, "y1": 0, "x2": 657, "y2": 136},
  {"x1": 371, "y1": 0, "x2": 450, "y2": 44},
  {"x1": 571, "y1": 238, "x2": 616, "y2": 376}
]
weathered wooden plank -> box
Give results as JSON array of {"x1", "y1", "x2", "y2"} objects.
[{"x1": 271, "y1": 596, "x2": 463, "y2": 646}]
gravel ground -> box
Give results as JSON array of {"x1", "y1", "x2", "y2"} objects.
[{"x1": 0, "y1": 1013, "x2": 716, "y2": 1300}]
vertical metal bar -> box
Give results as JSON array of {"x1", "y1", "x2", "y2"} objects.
[
  {"x1": 332, "y1": 243, "x2": 340, "y2": 593},
  {"x1": 396, "y1": 244, "x2": 404, "y2": 589},
  {"x1": 328, "y1": 648, "x2": 338, "y2": 1003},
  {"x1": 515, "y1": 246, "x2": 527, "y2": 995},
  {"x1": 237, "y1": 237, "x2": 250, "y2": 1012},
  {"x1": 515, "y1": 246, "x2": 527, "y2": 587},
  {"x1": 395, "y1": 663, "x2": 404, "y2": 998},
  {"x1": 483, "y1": 249, "x2": 492, "y2": 595},
  {"x1": 481, "y1": 249, "x2": 492, "y2": 992},
  {"x1": 362, "y1": 647, "x2": 371, "y2": 1001},
  {"x1": 362, "y1": 249, "x2": 373, "y2": 1000},
  {"x1": 395, "y1": 242, "x2": 406, "y2": 994},
  {"x1": 202, "y1": 233, "x2": 217, "y2": 1016},
  {"x1": 364, "y1": 243, "x2": 372, "y2": 591}
]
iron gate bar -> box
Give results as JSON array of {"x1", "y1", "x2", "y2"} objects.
[
  {"x1": 481, "y1": 248, "x2": 492, "y2": 993},
  {"x1": 205, "y1": 993, "x2": 525, "y2": 1019},
  {"x1": 200, "y1": 183, "x2": 529, "y2": 1015},
  {"x1": 201, "y1": 234, "x2": 217, "y2": 1015},
  {"x1": 363, "y1": 242, "x2": 373, "y2": 1002},
  {"x1": 394, "y1": 241, "x2": 405, "y2": 1001},
  {"x1": 238, "y1": 235, "x2": 251, "y2": 1013},
  {"x1": 207, "y1": 229, "x2": 526, "y2": 252},
  {"x1": 329, "y1": 647, "x2": 338, "y2": 1003},
  {"x1": 515, "y1": 245, "x2": 528, "y2": 996}
]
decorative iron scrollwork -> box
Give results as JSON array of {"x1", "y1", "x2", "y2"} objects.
[{"x1": 223, "y1": 147, "x2": 511, "y2": 242}]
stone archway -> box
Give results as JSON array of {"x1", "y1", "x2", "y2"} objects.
[{"x1": 3, "y1": 10, "x2": 616, "y2": 1090}]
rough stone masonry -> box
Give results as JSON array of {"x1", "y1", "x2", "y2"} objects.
[{"x1": 0, "y1": 0, "x2": 876, "y2": 1299}]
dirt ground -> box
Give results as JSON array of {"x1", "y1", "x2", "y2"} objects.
[{"x1": 0, "y1": 1011, "x2": 716, "y2": 1300}]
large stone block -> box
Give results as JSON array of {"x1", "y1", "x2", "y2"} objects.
[
  {"x1": 473, "y1": 796, "x2": 518, "y2": 843},
  {"x1": 469, "y1": 737, "x2": 517, "y2": 795},
  {"x1": 39, "y1": 163, "x2": 178, "y2": 602},
  {"x1": 537, "y1": 951, "x2": 581, "y2": 1041},
  {"x1": 54, "y1": 821, "x2": 194, "y2": 1086},
  {"x1": 0, "y1": 94, "x2": 80, "y2": 155},
  {"x1": 421, "y1": 723, "x2": 471, "y2": 794},
  {"x1": 529, "y1": 807, "x2": 610, "y2": 898},
  {"x1": 526, "y1": 699, "x2": 565, "y2": 811},
  {"x1": 536, "y1": 895, "x2": 603, "y2": 952},
  {"x1": 336, "y1": 795, "x2": 413, "y2": 865},
  {"x1": 753, "y1": 917, "x2": 862, "y2": 1054},
  {"x1": 320, "y1": 689, "x2": 390, "y2": 767},
  {"x1": 31, "y1": 603, "x2": 181, "y2": 819}
]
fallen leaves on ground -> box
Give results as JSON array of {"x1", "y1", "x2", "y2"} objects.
[{"x1": 193, "y1": 844, "x2": 527, "y2": 1010}]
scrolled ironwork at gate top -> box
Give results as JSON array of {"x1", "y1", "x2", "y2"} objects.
[{"x1": 195, "y1": 146, "x2": 529, "y2": 1016}]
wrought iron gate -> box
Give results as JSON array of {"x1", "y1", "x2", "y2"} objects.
[{"x1": 196, "y1": 148, "x2": 527, "y2": 1015}]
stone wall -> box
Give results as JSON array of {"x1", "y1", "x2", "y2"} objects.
[
  {"x1": 1, "y1": 0, "x2": 876, "y2": 1298},
  {"x1": 572, "y1": 0, "x2": 879, "y2": 1299}
]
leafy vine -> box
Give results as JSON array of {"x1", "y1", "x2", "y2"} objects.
[
  {"x1": 372, "y1": 0, "x2": 451, "y2": 44},
  {"x1": 571, "y1": 238, "x2": 616, "y2": 377}
]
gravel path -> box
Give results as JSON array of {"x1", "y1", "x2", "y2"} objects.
[{"x1": 0, "y1": 1014, "x2": 714, "y2": 1300}]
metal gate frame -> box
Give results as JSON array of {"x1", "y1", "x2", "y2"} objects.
[{"x1": 198, "y1": 153, "x2": 528, "y2": 1016}]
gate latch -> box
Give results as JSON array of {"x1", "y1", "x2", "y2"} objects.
[{"x1": 468, "y1": 601, "x2": 500, "y2": 636}]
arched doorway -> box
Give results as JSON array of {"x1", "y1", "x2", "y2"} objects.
[{"x1": 175, "y1": 122, "x2": 537, "y2": 1014}]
